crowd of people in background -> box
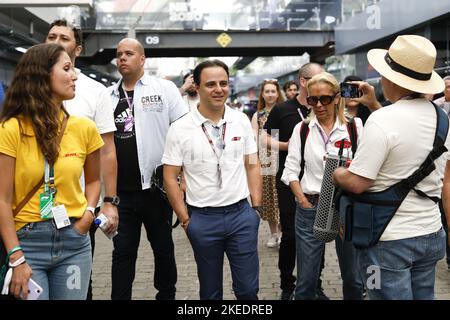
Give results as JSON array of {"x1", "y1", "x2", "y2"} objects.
[{"x1": 1, "y1": 18, "x2": 450, "y2": 302}]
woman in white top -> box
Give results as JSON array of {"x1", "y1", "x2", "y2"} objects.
[
  {"x1": 281, "y1": 72, "x2": 364, "y2": 300},
  {"x1": 251, "y1": 79, "x2": 284, "y2": 248}
]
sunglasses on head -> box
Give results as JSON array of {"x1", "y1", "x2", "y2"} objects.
[
  {"x1": 306, "y1": 94, "x2": 337, "y2": 106},
  {"x1": 264, "y1": 78, "x2": 278, "y2": 83}
]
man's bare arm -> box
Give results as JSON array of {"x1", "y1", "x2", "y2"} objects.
[
  {"x1": 164, "y1": 164, "x2": 189, "y2": 230},
  {"x1": 245, "y1": 153, "x2": 262, "y2": 206},
  {"x1": 99, "y1": 132, "x2": 118, "y2": 233},
  {"x1": 333, "y1": 167, "x2": 374, "y2": 194}
]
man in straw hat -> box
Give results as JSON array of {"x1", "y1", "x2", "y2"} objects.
[{"x1": 333, "y1": 35, "x2": 450, "y2": 299}]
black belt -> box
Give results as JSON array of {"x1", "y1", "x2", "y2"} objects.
[{"x1": 304, "y1": 193, "x2": 320, "y2": 206}]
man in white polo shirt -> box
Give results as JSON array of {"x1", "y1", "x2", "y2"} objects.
[{"x1": 163, "y1": 60, "x2": 262, "y2": 300}]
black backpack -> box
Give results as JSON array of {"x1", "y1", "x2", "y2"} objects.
[{"x1": 299, "y1": 117, "x2": 358, "y2": 180}]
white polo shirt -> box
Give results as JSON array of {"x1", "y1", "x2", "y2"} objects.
[
  {"x1": 64, "y1": 70, "x2": 116, "y2": 134},
  {"x1": 281, "y1": 116, "x2": 363, "y2": 194},
  {"x1": 64, "y1": 69, "x2": 116, "y2": 207},
  {"x1": 162, "y1": 105, "x2": 257, "y2": 207}
]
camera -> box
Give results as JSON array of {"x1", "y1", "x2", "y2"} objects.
[{"x1": 340, "y1": 82, "x2": 361, "y2": 98}]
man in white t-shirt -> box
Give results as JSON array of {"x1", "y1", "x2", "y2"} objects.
[
  {"x1": 179, "y1": 72, "x2": 200, "y2": 111},
  {"x1": 46, "y1": 19, "x2": 118, "y2": 300},
  {"x1": 334, "y1": 35, "x2": 450, "y2": 300},
  {"x1": 163, "y1": 60, "x2": 262, "y2": 300}
]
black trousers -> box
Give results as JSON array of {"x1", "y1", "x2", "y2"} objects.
[
  {"x1": 86, "y1": 207, "x2": 100, "y2": 300},
  {"x1": 111, "y1": 188, "x2": 177, "y2": 300},
  {"x1": 277, "y1": 185, "x2": 297, "y2": 293}
]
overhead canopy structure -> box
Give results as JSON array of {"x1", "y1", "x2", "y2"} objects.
[
  {"x1": 80, "y1": 29, "x2": 334, "y2": 65},
  {"x1": 0, "y1": 1, "x2": 93, "y2": 7},
  {"x1": 0, "y1": 0, "x2": 340, "y2": 74},
  {"x1": 1, "y1": 0, "x2": 449, "y2": 86}
]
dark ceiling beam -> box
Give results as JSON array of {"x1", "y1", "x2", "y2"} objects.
[
  {"x1": 0, "y1": 1, "x2": 92, "y2": 7},
  {"x1": 83, "y1": 30, "x2": 334, "y2": 56},
  {"x1": 80, "y1": 30, "x2": 334, "y2": 65},
  {"x1": 0, "y1": 8, "x2": 48, "y2": 45}
]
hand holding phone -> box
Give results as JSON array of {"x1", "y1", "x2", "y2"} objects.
[
  {"x1": 340, "y1": 82, "x2": 361, "y2": 98},
  {"x1": 21, "y1": 278, "x2": 43, "y2": 300}
]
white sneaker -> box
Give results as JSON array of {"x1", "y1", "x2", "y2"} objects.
[{"x1": 267, "y1": 233, "x2": 279, "y2": 248}]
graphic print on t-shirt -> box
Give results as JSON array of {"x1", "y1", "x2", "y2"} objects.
[
  {"x1": 117, "y1": 108, "x2": 134, "y2": 132},
  {"x1": 115, "y1": 89, "x2": 135, "y2": 139},
  {"x1": 114, "y1": 86, "x2": 142, "y2": 191}
]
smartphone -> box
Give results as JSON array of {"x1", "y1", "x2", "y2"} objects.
[
  {"x1": 21, "y1": 278, "x2": 44, "y2": 300},
  {"x1": 340, "y1": 82, "x2": 361, "y2": 98}
]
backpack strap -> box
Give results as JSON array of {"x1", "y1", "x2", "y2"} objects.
[
  {"x1": 404, "y1": 101, "x2": 449, "y2": 202},
  {"x1": 299, "y1": 121, "x2": 310, "y2": 180},
  {"x1": 346, "y1": 117, "x2": 358, "y2": 156},
  {"x1": 13, "y1": 115, "x2": 69, "y2": 216}
]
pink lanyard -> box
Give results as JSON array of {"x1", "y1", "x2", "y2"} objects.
[
  {"x1": 123, "y1": 88, "x2": 134, "y2": 111},
  {"x1": 318, "y1": 126, "x2": 331, "y2": 153}
]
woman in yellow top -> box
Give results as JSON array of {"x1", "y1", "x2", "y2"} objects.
[{"x1": 0, "y1": 43, "x2": 104, "y2": 300}]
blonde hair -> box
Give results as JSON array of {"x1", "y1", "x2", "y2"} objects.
[{"x1": 306, "y1": 72, "x2": 347, "y2": 125}]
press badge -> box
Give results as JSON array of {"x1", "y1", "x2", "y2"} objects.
[
  {"x1": 40, "y1": 192, "x2": 54, "y2": 219},
  {"x1": 52, "y1": 204, "x2": 70, "y2": 229}
]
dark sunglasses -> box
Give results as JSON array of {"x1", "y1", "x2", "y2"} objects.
[{"x1": 306, "y1": 94, "x2": 337, "y2": 106}]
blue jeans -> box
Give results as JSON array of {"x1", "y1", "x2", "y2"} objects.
[
  {"x1": 17, "y1": 219, "x2": 92, "y2": 300},
  {"x1": 357, "y1": 228, "x2": 445, "y2": 300},
  {"x1": 187, "y1": 199, "x2": 260, "y2": 300},
  {"x1": 294, "y1": 204, "x2": 325, "y2": 299},
  {"x1": 294, "y1": 204, "x2": 363, "y2": 300},
  {"x1": 335, "y1": 236, "x2": 364, "y2": 300},
  {"x1": 112, "y1": 189, "x2": 177, "y2": 300}
]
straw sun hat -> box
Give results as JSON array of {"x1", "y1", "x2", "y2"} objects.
[{"x1": 367, "y1": 35, "x2": 444, "y2": 94}]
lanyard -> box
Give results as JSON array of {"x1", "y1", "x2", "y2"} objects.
[
  {"x1": 317, "y1": 124, "x2": 334, "y2": 154},
  {"x1": 318, "y1": 127, "x2": 330, "y2": 146},
  {"x1": 297, "y1": 108, "x2": 305, "y2": 121},
  {"x1": 201, "y1": 122, "x2": 227, "y2": 188},
  {"x1": 123, "y1": 88, "x2": 134, "y2": 111},
  {"x1": 44, "y1": 158, "x2": 56, "y2": 195},
  {"x1": 201, "y1": 122, "x2": 227, "y2": 156}
]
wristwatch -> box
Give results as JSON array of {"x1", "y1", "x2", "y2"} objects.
[
  {"x1": 252, "y1": 206, "x2": 262, "y2": 215},
  {"x1": 104, "y1": 196, "x2": 120, "y2": 206}
]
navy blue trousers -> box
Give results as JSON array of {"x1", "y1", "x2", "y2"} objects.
[{"x1": 187, "y1": 199, "x2": 260, "y2": 300}]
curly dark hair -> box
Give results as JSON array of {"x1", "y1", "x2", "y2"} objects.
[
  {"x1": 283, "y1": 80, "x2": 298, "y2": 93},
  {"x1": 0, "y1": 43, "x2": 68, "y2": 164}
]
